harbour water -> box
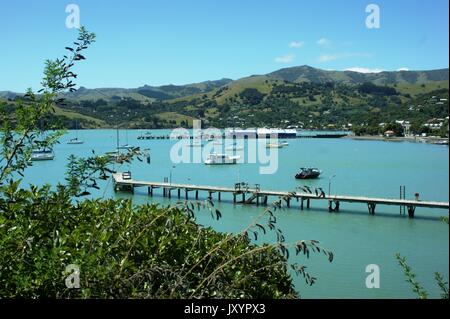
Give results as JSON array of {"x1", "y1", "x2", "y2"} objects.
[{"x1": 22, "y1": 129, "x2": 449, "y2": 299}]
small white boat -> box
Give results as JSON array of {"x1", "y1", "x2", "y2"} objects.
[
  {"x1": 281, "y1": 141, "x2": 289, "y2": 146},
  {"x1": 205, "y1": 153, "x2": 240, "y2": 165},
  {"x1": 67, "y1": 137, "x2": 84, "y2": 144},
  {"x1": 225, "y1": 145, "x2": 244, "y2": 151},
  {"x1": 189, "y1": 140, "x2": 204, "y2": 147},
  {"x1": 30, "y1": 149, "x2": 55, "y2": 161},
  {"x1": 266, "y1": 143, "x2": 284, "y2": 148},
  {"x1": 117, "y1": 144, "x2": 133, "y2": 150},
  {"x1": 68, "y1": 120, "x2": 84, "y2": 144}
]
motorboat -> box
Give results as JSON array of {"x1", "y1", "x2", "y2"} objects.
[
  {"x1": 30, "y1": 148, "x2": 55, "y2": 161},
  {"x1": 266, "y1": 142, "x2": 284, "y2": 148},
  {"x1": 295, "y1": 167, "x2": 321, "y2": 179},
  {"x1": 205, "y1": 153, "x2": 240, "y2": 165},
  {"x1": 225, "y1": 145, "x2": 244, "y2": 151},
  {"x1": 189, "y1": 140, "x2": 204, "y2": 147},
  {"x1": 67, "y1": 137, "x2": 84, "y2": 144}
]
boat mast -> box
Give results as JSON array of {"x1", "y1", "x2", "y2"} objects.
[{"x1": 116, "y1": 125, "x2": 120, "y2": 157}]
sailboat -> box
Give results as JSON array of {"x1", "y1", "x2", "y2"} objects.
[
  {"x1": 104, "y1": 127, "x2": 131, "y2": 163},
  {"x1": 31, "y1": 120, "x2": 55, "y2": 161},
  {"x1": 68, "y1": 120, "x2": 84, "y2": 144},
  {"x1": 117, "y1": 129, "x2": 133, "y2": 150},
  {"x1": 30, "y1": 148, "x2": 55, "y2": 161}
]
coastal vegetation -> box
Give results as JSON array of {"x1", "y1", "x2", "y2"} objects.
[
  {"x1": 0, "y1": 28, "x2": 334, "y2": 299},
  {"x1": 396, "y1": 253, "x2": 449, "y2": 299}
]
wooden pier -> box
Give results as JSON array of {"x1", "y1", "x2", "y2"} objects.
[
  {"x1": 112, "y1": 173, "x2": 449, "y2": 218},
  {"x1": 136, "y1": 133, "x2": 348, "y2": 140}
]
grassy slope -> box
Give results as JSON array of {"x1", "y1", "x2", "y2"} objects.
[
  {"x1": 392, "y1": 80, "x2": 449, "y2": 95},
  {"x1": 53, "y1": 106, "x2": 107, "y2": 126},
  {"x1": 155, "y1": 112, "x2": 196, "y2": 126}
]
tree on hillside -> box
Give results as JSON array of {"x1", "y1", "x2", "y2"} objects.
[{"x1": 239, "y1": 88, "x2": 264, "y2": 105}]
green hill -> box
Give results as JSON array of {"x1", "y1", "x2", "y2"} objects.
[{"x1": 1, "y1": 66, "x2": 448, "y2": 130}]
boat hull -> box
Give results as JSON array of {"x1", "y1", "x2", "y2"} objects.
[
  {"x1": 67, "y1": 140, "x2": 84, "y2": 144},
  {"x1": 295, "y1": 173, "x2": 320, "y2": 179},
  {"x1": 205, "y1": 159, "x2": 238, "y2": 165},
  {"x1": 295, "y1": 168, "x2": 321, "y2": 179},
  {"x1": 31, "y1": 155, "x2": 55, "y2": 161}
]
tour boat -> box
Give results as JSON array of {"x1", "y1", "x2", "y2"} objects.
[{"x1": 205, "y1": 153, "x2": 240, "y2": 165}]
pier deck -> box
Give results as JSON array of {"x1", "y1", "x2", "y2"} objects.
[{"x1": 112, "y1": 173, "x2": 449, "y2": 218}]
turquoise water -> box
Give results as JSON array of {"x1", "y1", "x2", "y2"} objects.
[{"x1": 22, "y1": 129, "x2": 449, "y2": 298}]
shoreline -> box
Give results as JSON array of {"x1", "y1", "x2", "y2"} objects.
[{"x1": 346, "y1": 135, "x2": 449, "y2": 145}]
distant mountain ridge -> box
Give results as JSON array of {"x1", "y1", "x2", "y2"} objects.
[
  {"x1": 1, "y1": 66, "x2": 448, "y2": 102},
  {"x1": 60, "y1": 78, "x2": 233, "y2": 102},
  {"x1": 267, "y1": 65, "x2": 449, "y2": 85}
]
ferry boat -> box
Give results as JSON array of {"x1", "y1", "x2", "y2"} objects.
[
  {"x1": 30, "y1": 148, "x2": 55, "y2": 161},
  {"x1": 205, "y1": 153, "x2": 240, "y2": 165},
  {"x1": 225, "y1": 128, "x2": 297, "y2": 139},
  {"x1": 295, "y1": 167, "x2": 321, "y2": 179}
]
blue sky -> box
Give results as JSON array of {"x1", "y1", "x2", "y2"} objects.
[{"x1": 1, "y1": 0, "x2": 448, "y2": 91}]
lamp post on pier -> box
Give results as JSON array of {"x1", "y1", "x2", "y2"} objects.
[
  {"x1": 328, "y1": 174, "x2": 336, "y2": 197},
  {"x1": 169, "y1": 165, "x2": 176, "y2": 185}
]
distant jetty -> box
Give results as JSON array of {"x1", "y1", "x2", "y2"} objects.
[{"x1": 138, "y1": 128, "x2": 349, "y2": 140}]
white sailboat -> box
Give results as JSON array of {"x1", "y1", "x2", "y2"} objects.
[
  {"x1": 68, "y1": 120, "x2": 84, "y2": 144},
  {"x1": 118, "y1": 129, "x2": 133, "y2": 150}
]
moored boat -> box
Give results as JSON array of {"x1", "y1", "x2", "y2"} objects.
[
  {"x1": 30, "y1": 149, "x2": 55, "y2": 161},
  {"x1": 295, "y1": 167, "x2": 321, "y2": 179},
  {"x1": 266, "y1": 142, "x2": 284, "y2": 148},
  {"x1": 205, "y1": 153, "x2": 240, "y2": 165},
  {"x1": 225, "y1": 145, "x2": 244, "y2": 151},
  {"x1": 67, "y1": 137, "x2": 84, "y2": 144}
]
